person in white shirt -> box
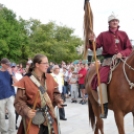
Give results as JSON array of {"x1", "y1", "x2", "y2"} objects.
[
  {"x1": 51, "y1": 65, "x2": 67, "y2": 121},
  {"x1": 11, "y1": 63, "x2": 23, "y2": 92},
  {"x1": 11, "y1": 63, "x2": 23, "y2": 129},
  {"x1": 69, "y1": 71, "x2": 78, "y2": 103}
]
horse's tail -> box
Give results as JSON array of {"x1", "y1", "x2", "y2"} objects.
[
  {"x1": 132, "y1": 112, "x2": 134, "y2": 127},
  {"x1": 88, "y1": 98, "x2": 95, "y2": 129}
]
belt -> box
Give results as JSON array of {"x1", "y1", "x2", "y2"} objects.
[
  {"x1": 27, "y1": 104, "x2": 48, "y2": 114},
  {"x1": 103, "y1": 55, "x2": 113, "y2": 59},
  {"x1": 36, "y1": 106, "x2": 47, "y2": 112}
]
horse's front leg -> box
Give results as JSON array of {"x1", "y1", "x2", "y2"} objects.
[{"x1": 114, "y1": 111, "x2": 125, "y2": 134}]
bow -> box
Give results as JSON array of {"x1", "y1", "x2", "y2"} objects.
[{"x1": 26, "y1": 91, "x2": 39, "y2": 134}]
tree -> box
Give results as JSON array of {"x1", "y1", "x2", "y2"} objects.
[
  {"x1": 0, "y1": 5, "x2": 83, "y2": 64},
  {"x1": 28, "y1": 20, "x2": 83, "y2": 63},
  {"x1": 0, "y1": 6, "x2": 29, "y2": 63},
  {"x1": 0, "y1": 39, "x2": 9, "y2": 59}
]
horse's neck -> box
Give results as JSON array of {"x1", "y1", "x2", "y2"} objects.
[
  {"x1": 125, "y1": 53, "x2": 134, "y2": 79},
  {"x1": 126, "y1": 52, "x2": 134, "y2": 68}
]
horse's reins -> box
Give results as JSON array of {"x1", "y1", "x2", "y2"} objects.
[
  {"x1": 109, "y1": 55, "x2": 134, "y2": 89},
  {"x1": 108, "y1": 55, "x2": 120, "y2": 84},
  {"x1": 120, "y1": 58, "x2": 134, "y2": 89}
]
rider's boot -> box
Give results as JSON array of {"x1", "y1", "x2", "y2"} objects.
[
  {"x1": 100, "y1": 103, "x2": 108, "y2": 118},
  {"x1": 97, "y1": 83, "x2": 108, "y2": 119}
]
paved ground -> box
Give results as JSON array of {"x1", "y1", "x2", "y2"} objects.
[
  {"x1": 60, "y1": 98, "x2": 134, "y2": 134},
  {"x1": 2, "y1": 98, "x2": 134, "y2": 134}
]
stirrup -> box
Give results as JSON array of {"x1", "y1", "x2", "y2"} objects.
[
  {"x1": 100, "y1": 103, "x2": 108, "y2": 119},
  {"x1": 100, "y1": 113, "x2": 107, "y2": 118}
]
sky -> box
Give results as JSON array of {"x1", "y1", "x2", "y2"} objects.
[{"x1": 0, "y1": 0, "x2": 134, "y2": 40}]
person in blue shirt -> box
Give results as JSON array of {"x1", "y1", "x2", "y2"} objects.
[{"x1": 0, "y1": 58, "x2": 17, "y2": 134}]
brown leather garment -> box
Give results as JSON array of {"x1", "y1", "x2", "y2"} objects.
[{"x1": 14, "y1": 73, "x2": 63, "y2": 134}]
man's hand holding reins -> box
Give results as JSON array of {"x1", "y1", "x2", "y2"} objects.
[{"x1": 116, "y1": 53, "x2": 122, "y2": 59}]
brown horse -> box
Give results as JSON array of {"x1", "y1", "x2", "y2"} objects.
[{"x1": 85, "y1": 51, "x2": 134, "y2": 134}]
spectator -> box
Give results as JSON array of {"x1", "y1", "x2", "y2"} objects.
[
  {"x1": 75, "y1": 63, "x2": 80, "y2": 72},
  {"x1": 67, "y1": 66, "x2": 74, "y2": 96},
  {"x1": 49, "y1": 62, "x2": 54, "y2": 66},
  {"x1": 60, "y1": 61, "x2": 66, "y2": 73},
  {"x1": 69, "y1": 71, "x2": 78, "y2": 103},
  {"x1": 51, "y1": 65, "x2": 67, "y2": 121},
  {"x1": 25, "y1": 58, "x2": 32, "y2": 73},
  {"x1": 18, "y1": 63, "x2": 23, "y2": 75},
  {"x1": 78, "y1": 62, "x2": 87, "y2": 104},
  {"x1": 11, "y1": 63, "x2": 23, "y2": 130},
  {"x1": 0, "y1": 58, "x2": 16, "y2": 134},
  {"x1": 63, "y1": 66, "x2": 69, "y2": 99},
  {"x1": 47, "y1": 65, "x2": 53, "y2": 73}
]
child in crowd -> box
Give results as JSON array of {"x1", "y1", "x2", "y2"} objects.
[{"x1": 69, "y1": 71, "x2": 78, "y2": 103}]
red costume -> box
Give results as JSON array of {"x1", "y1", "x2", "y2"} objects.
[{"x1": 89, "y1": 27, "x2": 132, "y2": 90}]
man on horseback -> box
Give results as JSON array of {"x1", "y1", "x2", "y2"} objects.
[{"x1": 88, "y1": 13, "x2": 132, "y2": 118}]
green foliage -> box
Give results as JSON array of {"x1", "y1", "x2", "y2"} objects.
[
  {"x1": 28, "y1": 20, "x2": 83, "y2": 63},
  {"x1": 0, "y1": 5, "x2": 83, "y2": 64},
  {"x1": 0, "y1": 6, "x2": 29, "y2": 63},
  {"x1": 0, "y1": 39, "x2": 9, "y2": 59}
]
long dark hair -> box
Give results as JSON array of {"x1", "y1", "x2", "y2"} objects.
[{"x1": 28, "y1": 54, "x2": 47, "y2": 73}]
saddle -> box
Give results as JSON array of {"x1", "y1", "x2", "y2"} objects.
[{"x1": 87, "y1": 56, "x2": 120, "y2": 103}]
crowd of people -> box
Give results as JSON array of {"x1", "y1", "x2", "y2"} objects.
[{"x1": 48, "y1": 60, "x2": 90, "y2": 105}]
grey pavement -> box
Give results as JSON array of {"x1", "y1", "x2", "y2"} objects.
[
  {"x1": 60, "y1": 98, "x2": 134, "y2": 134},
  {"x1": 2, "y1": 98, "x2": 134, "y2": 134}
]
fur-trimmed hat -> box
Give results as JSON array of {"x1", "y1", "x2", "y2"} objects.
[{"x1": 108, "y1": 13, "x2": 119, "y2": 22}]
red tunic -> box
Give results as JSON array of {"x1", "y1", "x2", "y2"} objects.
[{"x1": 90, "y1": 27, "x2": 132, "y2": 90}]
